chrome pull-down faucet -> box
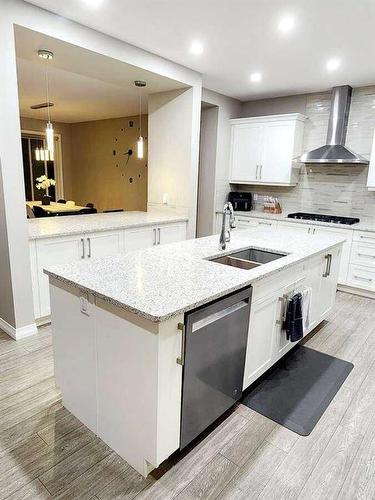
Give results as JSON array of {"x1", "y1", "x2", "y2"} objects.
[{"x1": 219, "y1": 202, "x2": 236, "y2": 250}]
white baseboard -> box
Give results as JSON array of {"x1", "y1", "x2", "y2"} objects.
[
  {"x1": 0, "y1": 317, "x2": 38, "y2": 340},
  {"x1": 338, "y1": 284, "x2": 375, "y2": 300}
]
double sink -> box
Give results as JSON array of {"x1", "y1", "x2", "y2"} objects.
[{"x1": 210, "y1": 248, "x2": 287, "y2": 270}]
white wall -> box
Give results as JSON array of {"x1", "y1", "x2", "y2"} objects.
[
  {"x1": 148, "y1": 87, "x2": 202, "y2": 238},
  {"x1": 0, "y1": 0, "x2": 202, "y2": 335}
]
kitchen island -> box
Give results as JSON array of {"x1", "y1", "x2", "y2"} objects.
[{"x1": 45, "y1": 228, "x2": 344, "y2": 476}]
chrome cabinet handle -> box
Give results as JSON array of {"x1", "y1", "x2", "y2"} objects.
[
  {"x1": 360, "y1": 235, "x2": 375, "y2": 240},
  {"x1": 176, "y1": 322, "x2": 185, "y2": 366},
  {"x1": 153, "y1": 228, "x2": 157, "y2": 245},
  {"x1": 259, "y1": 221, "x2": 272, "y2": 226},
  {"x1": 87, "y1": 238, "x2": 91, "y2": 258},
  {"x1": 354, "y1": 275, "x2": 373, "y2": 282},
  {"x1": 357, "y1": 253, "x2": 375, "y2": 259},
  {"x1": 255, "y1": 165, "x2": 259, "y2": 179},
  {"x1": 81, "y1": 238, "x2": 85, "y2": 259},
  {"x1": 323, "y1": 253, "x2": 332, "y2": 277},
  {"x1": 158, "y1": 227, "x2": 161, "y2": 245},
  {"x1": 308, "y1": 227, "x2": 311, "y2": 234},
  {"x1": 260, "y1": 164, "x2": 263, "y2": 179}
]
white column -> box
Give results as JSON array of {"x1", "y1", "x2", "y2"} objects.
[{"x1": 0, "y1": 3, "x2": 36, "y2": 338}]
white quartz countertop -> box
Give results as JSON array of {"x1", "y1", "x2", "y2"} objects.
[
  {"x1": 44, "y1": 228, "x2": 345, "y2": 323},
  {"x1": 28, "y1": 207, "x2": 188, "y2": 240},
  {"x1": 225, "y1": 210, "x2": 375, "y2": 232}
]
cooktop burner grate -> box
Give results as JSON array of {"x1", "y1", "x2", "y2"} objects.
[{"x1": 287, "y1": 212, "x2": 360, "y2": 225}]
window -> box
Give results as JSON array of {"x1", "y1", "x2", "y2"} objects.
[{"x1": 21, "y1": 134, "x2": 56, "y2": 202}]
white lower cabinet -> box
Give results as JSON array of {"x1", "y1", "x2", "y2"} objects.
[
  {"x1": 124, "y1": 222, "x2": 187, "y2": 251},
  {"x1": 31, "y1": 221, "x2": 187, "y2": 320},
  {"x1": 347, "y1": 265, "x2": 375, "y2": 291},
  {"x1": 35, "y1": 234, "x2": 85, "y2": 318},
  {"x1": 243, "y1": 293, "x2": 280, "y2": 389},
  {"x1": 277, "y1": 221, "x2": 310, "y2": 236},
  {"x1": 158, "y1": 223, "x2": 187, "y2": 244},
  {"x1": 313, "y1": 226, "x2": 351, "y2": 285},
  {"x1": 243, "y1": 248, "x2": 341, "y2": 391},
  {"x1": 124, "y1": 226, "x2": 156, "y2": 251},
  {"x1": 86, "y1": 230, "x2": 123, "y2": 258}
]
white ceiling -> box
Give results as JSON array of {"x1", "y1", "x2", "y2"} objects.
[
  {"x1": 24, "y1": 0, "x2": 375, "y2": 101},
  {"x1": 15, "y1": 27, "x2": 187, "y2": 123}
]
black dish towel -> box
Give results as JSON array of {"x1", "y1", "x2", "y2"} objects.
[{"x1": 283, "y1": 293, "x2": 303, "y2": 342}]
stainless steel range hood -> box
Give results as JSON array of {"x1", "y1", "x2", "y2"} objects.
[{"x1": 299, "y1": 85, "x2": 369, "y2": 164}]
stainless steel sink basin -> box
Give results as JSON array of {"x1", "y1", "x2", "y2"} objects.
[
  {"x1": 229, "y1": 248, "x2": 287, "y2": 264},
  {"x1": 210, "y1": 247, "x2": 287, "y2": 270},
  {"x1": 211, "y1": 256, "x2": 261, "y2": 270}
]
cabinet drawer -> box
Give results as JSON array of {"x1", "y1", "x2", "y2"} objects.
[
  {"x1": 353, "y1": 231, "x2": 375, "y2": 244},
  {"x1": 235, "y1": 216, "x2": 259, "y2": 228},
  {"x1": 351, "y1": 242, "x2": 375, "y2": 268},
  {"x1": 347, "y1": 265, "x2": 375, "y2": 291},
  {"x1": 252, "y1": 264, "x2": 305, "y2": 303}
]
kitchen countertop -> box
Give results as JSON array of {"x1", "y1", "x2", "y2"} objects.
[
  {"x1": 28, "y1": 207, "x2": 188, "y2": 240},
  {"x1": 222, "y1": 210, "x2": 375, "y2": 232},
  {"x1": 44, "y1": 228, "x2": 345, "y2": 323}
]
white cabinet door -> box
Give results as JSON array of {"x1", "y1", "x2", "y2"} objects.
[
  {"x1": 36, "y1": 235, "x2": 85, "y2": 318},
  {"x1": 261, "y1": 121, "x2": 295, "y2": 184},
  {"x1": 243, "y1": 293, "x2": 279, "y2": 390},
  {"x1": 347, "y1": 264, "x2": 375, "y2": 291},
  {"x1": 313, "y1": 225, "x2": 352, "y2": 285},
  {"x1": 124, "y1": 226, "x2": 156, "y2": 251},
  {"x1": 86, "y1": 230, "x2": 123, "y2": 259},
  {"x1": 158, "y1": 222, "x2": 187, "y2": 245},
  {"x1": 314, "y1": 247, "x2": 340, "y2": 320},
  {"x1": 230, "y1": 124, "x2": 263, "y2": 183},
  {"x1": 50, "y1": 282, "x2": 97, "y2": 433},
  {"x1": 306, "y1": 254, "x2": 327, "y2": 330}
]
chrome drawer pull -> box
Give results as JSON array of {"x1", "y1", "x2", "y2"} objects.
[
  {"x1": 354, "y1": 275, "x2": 373, "y2": 282},
  {"x1": 357, "y1": 253, "x2": 375, "y2": 259},
  {"x1": 360, "y1": 235, "x2": 375, "y2": 240}
]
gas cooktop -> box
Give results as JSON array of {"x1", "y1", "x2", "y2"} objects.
[{"x1": 287, "y1": 212, "x2": 360, "y2": 225}]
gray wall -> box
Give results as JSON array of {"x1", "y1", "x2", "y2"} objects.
[
  {"x1": 197, "y1": 105, "x2": 218, "y2": 237},
  {"x1": 241, "y1": 94, "x2": 307, "y2": 118}
]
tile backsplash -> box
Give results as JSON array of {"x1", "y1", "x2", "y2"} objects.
[{"x1": 233, "y1": 86, "x2": 375, "y2": 217}]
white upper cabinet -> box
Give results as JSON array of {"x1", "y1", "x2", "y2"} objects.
[{"x1": 229, "y1": 113, "x2": 306, "y2": 186}]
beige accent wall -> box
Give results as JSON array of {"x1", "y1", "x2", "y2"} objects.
[
  {"x1": 20, "y1": 115, "x2": 148, "y2": 212},
  {"x1": 20, "y1": 116, "x2": 74, "y2": 199},
  {"x1": 70, "y1": 115, "x2": 148, "y2": 212}
]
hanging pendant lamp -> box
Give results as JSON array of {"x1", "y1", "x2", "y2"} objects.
[
  {"x1": 134, "y1": 80, "x2": 146, "y2": 159},
  {"x1": 37, "y1": 50, "x2": 55, "y2": 161}
]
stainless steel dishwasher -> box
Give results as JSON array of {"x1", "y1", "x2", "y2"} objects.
[{"x1": 180, "y1": 286, "x2": 252, "y2": 449}]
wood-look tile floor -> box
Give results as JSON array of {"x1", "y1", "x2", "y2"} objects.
[{"x1": 1, "y1": 291, "x2": 375, "y2": 499}]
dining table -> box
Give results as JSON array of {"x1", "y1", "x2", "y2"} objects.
[{"x1": 26, "y1": 201, "x2": 92, "y2": 217}]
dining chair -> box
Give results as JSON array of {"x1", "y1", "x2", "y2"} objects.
[
  {"x1": 33, "y1": 205, "x2": 53, "y2": 218},
  {"x1": 57, "y1": 199, "x2": 66, "y2": 204}
]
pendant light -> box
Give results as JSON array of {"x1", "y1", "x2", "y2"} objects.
[
  {"x1": 38, "y1": 50, "x2": 55, "y2": 161},
  {"x1": 134, "y1": 80, "x2": 146, "y2": 159}
]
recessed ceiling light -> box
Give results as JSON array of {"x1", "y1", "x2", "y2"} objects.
[
  {"x1": 189, "y1": 41, "x2": 204, "y2": 55},
  {"x1": 250, "y1": 72, "x2": 262, "y2": 83},
  {"x1": 326, "y1": 58, "x2": 341, "y2": 71},
  {"x1": 278, "y1": 15, "x2": 295, "y2": 34}
]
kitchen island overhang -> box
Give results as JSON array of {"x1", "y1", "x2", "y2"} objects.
[{"x1": 45, "y1": 229, "x2": 345, "y2": 476}]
